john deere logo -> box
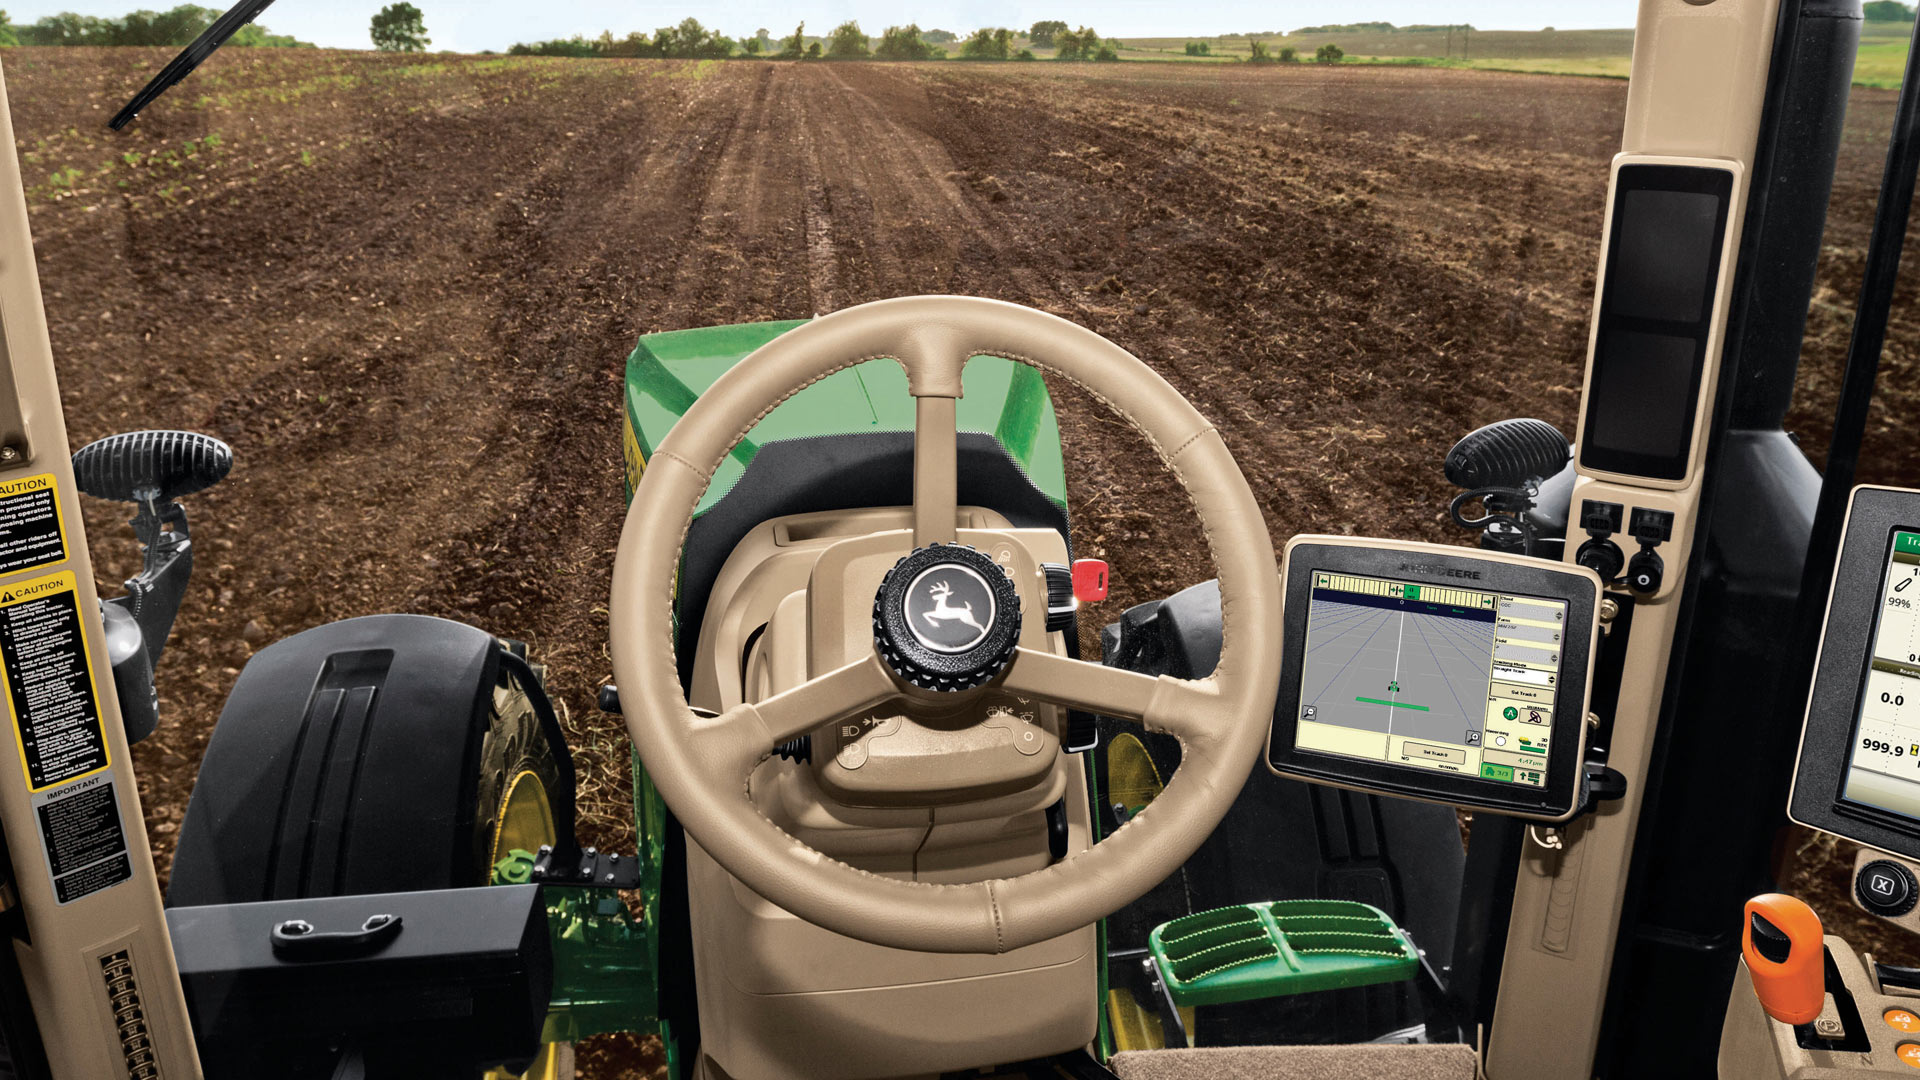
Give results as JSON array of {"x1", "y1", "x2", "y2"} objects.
[{"x1": 905, "y1": 564, "x2": 995, "y2": 654}]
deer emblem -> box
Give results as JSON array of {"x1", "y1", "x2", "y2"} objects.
[{"x1": 923, "y1": 579, "x2": 988, "y2": 635}]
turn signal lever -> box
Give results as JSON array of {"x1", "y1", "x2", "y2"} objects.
[
  {"x1": 1744, "y1": 893, "x2": 1825, "y2": 1025},
  {"x1": 71, "y1": 430, "x2": 231, "y2": 743}
]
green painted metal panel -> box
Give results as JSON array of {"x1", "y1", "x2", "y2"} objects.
[{"x1": 622, "y1": 320, "x2": 1067, "y2": 516}]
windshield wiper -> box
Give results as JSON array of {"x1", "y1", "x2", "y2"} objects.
[{"x1": 109, "y1": 0, "x2": 279, "y2": 131}]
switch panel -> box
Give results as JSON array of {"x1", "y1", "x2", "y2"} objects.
[
  {"x1": 1581, "y1": 499, "x2": 1625, "y2": 536},
  {"x1": 1629, "y1": 507, "x2": 1675, "y2": 545}
]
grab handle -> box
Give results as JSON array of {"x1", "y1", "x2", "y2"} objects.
[{"x1": 271, "y1": 912, "x2": 402, "y2": 961}]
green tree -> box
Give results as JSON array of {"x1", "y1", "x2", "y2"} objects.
[
  {"x1": 826, "y1": 20, "x2": 869, "y2": 58},
  {"x1": 370, "y1": 2, "x2": 429, "y2": 52},
  {"x1": 806, "y1": 41, "x2": 821, "y2": 58},
  {"x1": 1246, "y1": 40, "x2": 1271, "y2": 63},
  {"x1": 924, "y1": 28, "x2": 957, "y2": 43},
  {"x1": 1866, "y1": 1, "x2": 1916, "y2": 20},
  {"x1": 960, "y1": 26, "x2": 1012, "y2": 59},
  {"x1": 662, "y1": 17, "x2": 732, "y2": 58},
  {"x1": 0, "y1": 11, "x2": 17, "y2": 47},
  {"x1": 1314, "y1": 42, "x2": 1344, "y2": 62},
  {"x1": 16, "y1": 4, "x2": 308, "y2": 46},
  {"x1": 876, "y1": 24, "x2": 936, "y2": 60},
  {"x1": 1184, "y1": 40, "x2": 1209, "y2": 56},
  {"x1": 756, "y1": 26, "x2": 771, "y2": 50},
  {"x1": 1278, "y1": 45, "x2": 1298, "y2": 62},
  {"x1": 780, "y1": 22, "x2": 806, "y2": 57},
  {"x1": 1053, "y1": 25, "x2": 1092, "y2": 59},
  {"x1": 1028, "y1": 19, "x2": 1067, "y2": 48}
]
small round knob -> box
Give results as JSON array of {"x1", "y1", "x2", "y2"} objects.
[
  {"x1": 1626, "y1": 548, "x2": 1665, "y2": 595},
  {"x1": 1576, "y1": 537, "x2": 1625, "y2": 582}
]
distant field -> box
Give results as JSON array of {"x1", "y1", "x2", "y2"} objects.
[
  {"x1": 1114, "y1": 22, "x2": 1915, "y2": 86},
  {"x1": 1112, "y1": 28, "x2": 1633, "y2": 76},
  {"x1": 1856, "y1": 24, "x2": 1916, "y2": 88}
]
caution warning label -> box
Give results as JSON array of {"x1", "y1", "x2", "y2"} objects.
[
  {"x1": 0, "y1": 573, "x2": 108, "y2": 791},
  {"x1": 0, "y1": 474, "x2": 66, "y2": 577},
  {"x1": 32, "y1": 774, "x2": 129, "y2": 904}
]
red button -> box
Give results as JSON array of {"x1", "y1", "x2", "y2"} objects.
[{"x1": 1072, "y1": 560, "x2": 1109, "y2": 603}]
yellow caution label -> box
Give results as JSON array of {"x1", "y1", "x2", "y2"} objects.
[
  {"x1": 0, "y1": 572, "x2": 110, "y2": 792},
  {"x1": 0, "y1": 472, "x2": 68, "y2": 576},
  {"x1": 621, "y1": 411, "x2": 648, "y2": 497}
]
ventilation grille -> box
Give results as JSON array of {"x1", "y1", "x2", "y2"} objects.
[{"x1": 99, "y1": 949, "x2": 160, "y2": 1078}]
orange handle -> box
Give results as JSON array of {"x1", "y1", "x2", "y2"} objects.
[{"x1": 1743, "y1": 893, "x2": 1825, "y2": 1025}]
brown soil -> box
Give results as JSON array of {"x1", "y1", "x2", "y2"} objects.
[{"x1": 5, "y1": 48, "x2": 1919, "y2": 1072}]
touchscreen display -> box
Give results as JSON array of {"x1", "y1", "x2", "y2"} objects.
[
  {"x1": 1294, "y1": 571, "x2": 1569, "y2": 788},
  {"x1": 1577, "y1": 163, "x2": 1733, "y2": 482},
  {"x1": 1607, "y1": 188, "x2": 1723, "y2": 323},
  {"x1": 1839, "y1": 530, "x2": 1920, "y2": 819}
]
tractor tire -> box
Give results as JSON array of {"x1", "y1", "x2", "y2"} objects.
[{"x1": 167, "y1": 615, "x2": 577, "y2": 1079}]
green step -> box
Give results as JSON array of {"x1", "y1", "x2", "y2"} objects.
[{"x1": 1147, "y1": 899, "x2": 1420, "y2": 1008}]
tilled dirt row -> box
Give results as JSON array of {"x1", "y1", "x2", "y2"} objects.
[{"x1": 3, "y1": 49, "x2": 1917, "y2": 1075}]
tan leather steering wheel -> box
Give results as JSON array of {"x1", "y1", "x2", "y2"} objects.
[{"x1": 610, "y1": 296, "x2": 1281, "y2": 954}]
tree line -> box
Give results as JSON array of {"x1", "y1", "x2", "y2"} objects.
[
  {"x1": 509, "y1": 19, "x2": 1123, "y2": 62},
  {"x1": 0, "y1": 4, "x2": 312, "y2": 47}
]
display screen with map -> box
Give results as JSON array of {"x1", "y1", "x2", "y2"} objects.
[
  {"x1": 1838, "y1": 530, "x2": 1920, "y2": 821},
  {"x1": 1269, "y1": 539, "x2": 1600, "y2": 821},
  {"x1": 1292, "y1": 572, "x2": 1567, "y2": 789}
]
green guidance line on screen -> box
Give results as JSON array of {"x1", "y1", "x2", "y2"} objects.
[{"x1": 1357, "y1": 697, "x2": 1431, "y2": 712}]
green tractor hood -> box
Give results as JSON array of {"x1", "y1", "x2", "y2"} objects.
[{"x1": 621, "y1": 319, "x2": 1068, "y2": 515}]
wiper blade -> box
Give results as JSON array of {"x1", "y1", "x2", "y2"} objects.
[{"x1": 109, "y1": 0, "x2": 279, "y2": 131}]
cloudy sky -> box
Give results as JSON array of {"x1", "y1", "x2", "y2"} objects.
[{"x1": 6, "y1": 1, "x2": 1641, "y2": 52}]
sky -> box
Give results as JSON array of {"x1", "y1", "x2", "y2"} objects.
[{"x1": 4, "y1": 1, "x2": 1642, "y2": 52}]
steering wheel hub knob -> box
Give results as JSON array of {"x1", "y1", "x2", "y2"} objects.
[{"x1": 874, "y1": 544, "x2": 1022, "y2": 692}]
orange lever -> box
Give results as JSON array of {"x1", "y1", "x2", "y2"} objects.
[{"x1": 1743, "y1": 893, "x2": 1825, "y2": 1025}]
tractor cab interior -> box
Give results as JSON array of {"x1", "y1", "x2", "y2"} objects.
[{"x1": 5, "y1": 0, "x2": 1920, "y2": 1078}]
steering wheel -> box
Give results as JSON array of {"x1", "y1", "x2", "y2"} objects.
[{"x1": 610, "y1": 295, "x2": 1281, "y2": 954}]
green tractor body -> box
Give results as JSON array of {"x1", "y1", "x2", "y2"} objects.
[{"x1": 620, "y1": 319, "x2": 1069, "y2": 510}]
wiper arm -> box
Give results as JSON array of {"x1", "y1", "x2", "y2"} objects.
[{"x1": 109, "y1": 0, "x2": 279, "y2": 131}]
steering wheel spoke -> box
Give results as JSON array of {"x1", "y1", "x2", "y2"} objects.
[
  {"x1": 913, "y1": 394, "x2": 959, "y2": 547},
  {"x1": 703, "y1": 654, "x2": 901, "y2": 771},
  {"x1": 999, "y1": 647, "x2": 1220, "y2": 742}
]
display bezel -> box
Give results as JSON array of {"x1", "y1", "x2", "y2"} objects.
[
  {"x1": 1576, "y1": 162, "x2": 1736, "y2": 482},
  {"x1": 1790, "y1": 487, "x2": 1920, "y2": 858},
  {"x1": 1268, "y1": 537, "x2": 1602, "y2": 821}
]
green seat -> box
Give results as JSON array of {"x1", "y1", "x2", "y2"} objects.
[{"x1": 1148, "y1": 899, "x2": 1420, "y2": 1008}]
